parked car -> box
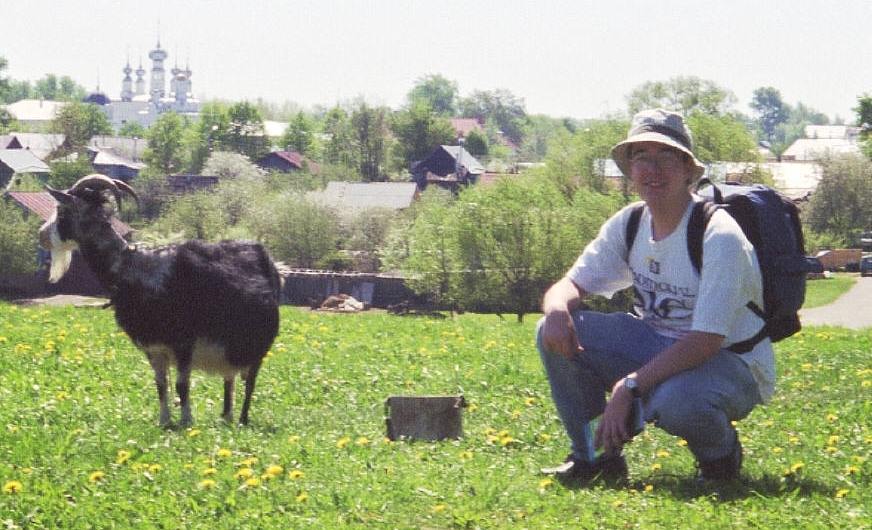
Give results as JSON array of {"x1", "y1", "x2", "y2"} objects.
[{"x1": 861, "y1": 256, "x2": 872, "y2": 277}]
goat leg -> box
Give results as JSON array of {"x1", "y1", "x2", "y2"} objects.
[
  {"x1": 238, "y1": 362, "x2": 262, "y2": 425},
  {"x1": 175, "y1": 357, "x2": 194, "y2": 427},
  {"x1": 222, "y1": 378, "x2": 235, "y2": 422},
  {"x1": 147, "y1": 351, "x2": 171, "y2": 427}
]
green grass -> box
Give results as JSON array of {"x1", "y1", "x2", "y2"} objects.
[
  {"x1": 804, "y1": 274, "x2": 857, "y2": 309},
  {"x1": 0, "y1": 303, "x2": 869, "y2": 529}
]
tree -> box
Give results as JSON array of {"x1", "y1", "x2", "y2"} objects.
[
  {"x1": 321, "y1": 105, "x2": 357, "y2": 171},
  {"x1": 225, "y1": 101, "x2": 268, "y2": 161},
  {"x1": 686, "y1": 112, "x2": 758, "y2": 163},
  {"x1": 750, "y1": 87, "x2": 790, "y2": 143},
  {"x1": 390, "y1": 101, "x2": 456, "y2": 171},
  {"x1": 0, "y1": 56, "x2": 9, "y2": 102},
  {"x1": 406, "y1": 74, "x2": 459, "y2": 116},
  {"x1": 33, "y1": 74, "x2": 86, "y2": 101},
  {"x1": 281, "y1": 111, "x2": 315, "y2": 156},
  {"x1": 117, "y1": 121, "x2": 147, "y2": 138},
  {"x1": 0, "y1": 202, "x2": 40, "y2": 276},
  {"x1": 246, "y1": 193, "x2": 339, "y2": 268},
  {"x1": 48, "y1": 155, "x2": 95, "y2": 189},
  {"x1": 188, "y1": 101, "x2": 231, "y2": 173},
  {"x1": 203, "y1": 151, "x2": 265, "y2": 225},
  {"x1": 463, "y1": 129, "x2": 488, "y2": 157},
  {"x1": 50, "y1": 101, "x2": 112, "y2": 148},
  {"x1": 350, "y1": 101, "x2": 389, "y2": 181},
  {"x1": 143, "y1": 112, "x2": 188, "y2": 174},
  {"x1": 626, "y1": 76, "x2": 737, "y2": 117},
  {"x1": 803, "y1": 154, "x2": 872, "y2": 242},
  {"x1": 459, "y1": 89, "x2": 528, "y2": 146},
  {"x1": 151, "y1": 190, "x2": 227, "y2": 241}
]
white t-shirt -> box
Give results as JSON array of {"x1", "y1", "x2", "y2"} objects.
[{"x1": 567, "y1": 198, "x2": 775, "y2": 401}]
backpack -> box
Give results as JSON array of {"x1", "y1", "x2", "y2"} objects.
[{"x1": 625, "y1": 179, "x2": 823, "y2": 353}]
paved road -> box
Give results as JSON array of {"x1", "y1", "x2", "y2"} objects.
[{"x1": 799, "y1": 276, "x2": 872, "y2": 329}]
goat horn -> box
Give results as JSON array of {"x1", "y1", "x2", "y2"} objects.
[
  {"x1": 69, "y1": 174, "x2": 137, "y2": 210},
  {"x1": 113, "y1": 179, "x2": 140, "y2": 206}
]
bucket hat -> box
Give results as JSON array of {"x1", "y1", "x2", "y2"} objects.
[{"x1": 611, "y1": 108, "x2": 705, "y2": 179}]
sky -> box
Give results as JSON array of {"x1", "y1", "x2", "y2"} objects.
[{"x1": 4, "y1": 0, "x2": 872, "y2": 122}]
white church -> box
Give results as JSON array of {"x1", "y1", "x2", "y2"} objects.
[{"x1": 103, "y1": 40, "x2": 200, "y2": 129}]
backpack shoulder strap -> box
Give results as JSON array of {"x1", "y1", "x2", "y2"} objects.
[
  {"x1": 625, "y1": 203, "x2": 645, "y2": 260},
  {"x1": 686, "y1": 200, "x2": 718, "y2": 274}
]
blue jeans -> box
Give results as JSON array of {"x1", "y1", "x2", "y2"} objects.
[{"x1": 537, "y1": 311, "x2": 762, "y2": 463}]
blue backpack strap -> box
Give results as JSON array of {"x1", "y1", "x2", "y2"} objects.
[
  {"x1": 624, "y1": 203, "x2": 644, "y2": 260},
  {"x1": 686, "y1": 200, "x2": 718, "y2": 274}
]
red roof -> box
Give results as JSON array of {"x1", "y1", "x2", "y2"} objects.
[
  {"x1": 6, "y1": 191, "x2": 132, "y2": 236},
  {"x1": 450, "y1": 118, "x2": 484, "y2": 137},
  {"x1": 267, "y1": 150, "x2": 321, "y2": 174}
]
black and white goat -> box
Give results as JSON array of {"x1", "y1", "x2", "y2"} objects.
[{"x1": 39, "y1": 174, "x2": 281, "y2": 426}]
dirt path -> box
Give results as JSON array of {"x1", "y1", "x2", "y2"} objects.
[
  {"x1": 799, "y1": 276, "x2": 872, "y2": 330},
  {"x1": 11, "y1": 294, "x2": 109, "y2": 308}
]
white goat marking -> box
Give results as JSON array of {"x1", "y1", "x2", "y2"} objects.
[
  {"x1": 42, "y1": 211, "x2": 78, "y2": 283},
  {"x1": 140, "y1": 339, "x2": 242, "y2": 378}
]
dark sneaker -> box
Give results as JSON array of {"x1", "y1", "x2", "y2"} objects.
[
  {"x1": 542, "y1": 453, "x2": 628, "y2": 486},
  {"x1": 697, "y1": 439, "x2": 743, "y2": 482}
]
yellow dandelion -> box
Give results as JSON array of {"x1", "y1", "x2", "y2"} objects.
[
  {"x1": 825, "y1": 446, "x2": 838, "y2": 454},
  {"x1": 198, "y1": 479, "x2": 217, "y2": 489},
  {"x1": 651, "y1": 463, "x2": 662, "y2": 472},
  {"x1": 826, "y1": 414, "x2": 838, "y2": 422},
  {"x1": 827, "y1": 435, "x2": 840, "y2": 445},
  {"x1": 538, "y1": 478, "x2": 553, "y2": 490},
  {"x1": 432, "y1": 504, "x2": 447, "y2": 513},
  {"x1": 852, "y1": 456, "x2": 866, "y2": 464},
  {"x1": 772, "y1": 447, "x2": 784, "y2": 454},
  {"x1": 862, "y1": 380, "x2": 871, "y2": 388},
  {"x1": 846, "y1": 465, "x2": 860, "y2": 475},
  {"x1": 88, "y1": 471, "x2": 106, "y2": 483},
  {"x1": 790, "y1": 462, "x2": 805, "y2": 473},
  {"x1": 288, "y1": 435, "x2": 301, "y2": 444},
  {"x1": 216, "y1": 448, "x2": 232, "y2": 458},
  {"x1": 202, "y1": 467, "x2": 217, "y2": 477},
  {"x1": 788, "y1": 435, "x2": 800, "y2": 445},
  {"x1": 459, "y1": 451, "x2": 474, "y2": 460},
  {"x1": 524, "y1": 397, "x2": 537, "y2": 406},
  {"x1": 265, "y1": 465, "x2": 283, "y2": 477},
  {"x1": 499, "y1": 435, "x2": 515, "y2": 447},
  {"x1": 240, "y1": 457, "x2": 258, "y2": 467},
  {"x1": 187, "y1": 429, "x2": 201, "y2": 438},
  {"x1": 234, "y1": 468, "x2": 254, "y2": 480},
  {"x1": 538, "y1": 433, "x2": 552, "y2": 443},
  {"x1": 644, "y1": 484, "x2": 654, "y2": 492},
  {"x1": 612, "y1": 500, "x2": 624, "y2": 508},
  {"x1": 511, "y1": 410, "x2": 522, "y2": 420},
  {"x1": 355, "y1": 437, "x2": 370, "y2": 447},
  {"x1": 800, "y1": 363, "x2": 813, "y2": 371},
  {"x1": 655, "y1": 450, "x2": 671, "y2": 458},
  {"x1": 148, "y1": 464, "x2": 162, "y2": 474},
  {"x1": 0, "y1": 336, "x2": 7, "y2": 344},
  {"x1": 295, "y1": 491, "x2": 309, "y2": 503},
  {"x1": 288, "y1": 469, "x2": 304, "y2": 480},
  {"x1": 835, "y1": 488, "x2": 850, "y2": 499},
  {"x1": 183, "y1": 463, "x2": 194, "y2": 470},
  {"x1": 677, "y1": 439, "x2": 688, "y2": 447},
  {"x1": 3, "y1": 480, "x2": 23, "y2": 494},
  {"x1": 467, "y1": 403, "x2": 478, "y2": 413},
  {"x1": 116, "y1": 450, "x2": 131, "y2": 465},
  {"x1": 244, "y1": 477, "x2": 260, "y2": 488},
  {"x1": 336, "y1": 436, "x2": 351, "y2": 449}
]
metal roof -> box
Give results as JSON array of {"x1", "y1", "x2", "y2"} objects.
[
  {"x1": 1, "y1": 133, "x2": 67, "y2": 160},
  {"x1": 0, "y1": 149, "x2": 51, "y2": 173},
  {"x1": 88, "y1": 136, "x2": 147, "y2": 161},
  {"x1": 307, "y1": 181, "x2": 418, "y2": 212},
  {"x1": 4, "y1": 99, "x2": 67, "y2": 122},
  {"x1": 440, "y1": 145, "x2": 485, "y2": 174},
  {"x1": 5, "y1": 191, "x2": 132, "y2": 235},
  {"x1": 92, "y1": 149, "x2": 146, "y2": 170},
  {"x1": 782, "y1": 138, "x2": 860, "y2": 161}
]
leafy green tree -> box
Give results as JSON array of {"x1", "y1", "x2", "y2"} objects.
[
  {"x1": 117, "y1": 121, "x2": 147, "y2": 138},
  {"x1": 519, "y1": 115, "x2": 573, "y2": 162},
  {"x1": 281, "y1": 111, "x2": 315, "y2": 156},
  {"x1": 187, "y1": 101, "x2": 231, "y2": 172},
  {"x1": 0, "y1": 56, "x2": 9, "y2": 102},
  {"x1": 541, "y1": 117, "x2": 628, "y2": 197},
  {"x1": 152, "y1": 190, "x2": 227, "y2": 241},
  {"x1": 390, "y1": 101, "x2": 456, "y2": 171},
  {"x1": 0, "y1": 202, "x2": 40, "y2": 275},
  {"x1": 463, "y1": 129, "x2": 488, "y2": 157},
  {"x1": 803, "y1": 154, "x2": 872, "y2": 242},
  {"x1": 322, "y1": 105, "x2": 357, "y2": 171},
  {"x1": 351, "y1": 101, "x2": 389, "y2": 181},
  {"x1": 0, "y1": 107, "x2": 19, "y2": 134},
  {"x1": 459, "y1": 89, "x2": 528, "y2": 146},
  {"x1": 750, "y1": 87, "x2": 790, "y2": 144},
  {"x1": 33, "y1": 74, "x2": 86, "y2": 101},
  {"x1": 626, "y1": 76, "x2": 736, "y2": 116},
  {"x1": 202, "y1": 151, "x2": 265, "y2": 225},
  {"x1": 406, "y1": 74, "x2": 459, "y2": 116},
  {"x1": 225, "y1": 101, "x2": 268, "y2": 160},
  {"x1": 48, "y1": 155, "x2": 95, "y2": 189},
  {"x1": 246, "y1": 193, "x2": 339, "y2": 268},
  {"x1": 50, "y1": 101, "x2": 112, "y2": 149},
  {"x1": 143, "y1": 112, "x2": 188, "y2": 174},
  {"x1": 686, "y1": 112, "x2": 758, "y2": 163}
]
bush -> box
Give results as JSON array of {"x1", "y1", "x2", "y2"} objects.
[{"x1": 0, "y1": 203, "x2": 40, "y2": 275}]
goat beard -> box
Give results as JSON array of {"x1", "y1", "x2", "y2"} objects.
[{"x1": 48, "y1": 232, "x2": 78, "y2": 283}]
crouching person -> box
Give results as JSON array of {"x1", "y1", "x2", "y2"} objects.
[{"x1": 538, "y1": 109, "x2": 774, "y2": 486}]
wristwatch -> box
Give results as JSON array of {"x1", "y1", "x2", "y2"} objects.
[{"x1": 623, "y1": 375, "x2": 641, "y2": 398}]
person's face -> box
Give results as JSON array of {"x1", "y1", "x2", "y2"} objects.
[{"x1": 629, "y1": 142, "x2": 694, "y2": 209}]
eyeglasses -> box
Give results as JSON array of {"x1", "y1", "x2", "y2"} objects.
[{"x1": 629, "y1": 149, "x2": 685, "y2": 167}]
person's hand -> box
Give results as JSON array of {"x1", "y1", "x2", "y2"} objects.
[
  {"x1": 540, "y1": 308, "x2": 583, "y2": 359},
  {"x1": 595, "y1": 380, "x2": 633, "y2": 454}
]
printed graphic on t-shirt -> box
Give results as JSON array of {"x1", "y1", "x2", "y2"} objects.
[{"x1": 631, "y1": 267, "x2": 696, "y2": 334}]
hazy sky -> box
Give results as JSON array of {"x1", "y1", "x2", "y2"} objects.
[{"x1": 4, "y1": 0, "x2": 871, "y2": 121}]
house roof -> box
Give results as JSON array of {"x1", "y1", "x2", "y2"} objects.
[
  {"x1": 781, "y1": 138, "x2": 860, "y2": 161},
  {"x1": 440, "y1": 145, "x2": 485, "y2": 174},
  {"x1": 263, "y1": 120, "x2": 289, "y2": 138},
  {"x1": 92, "y1": 149, "x2": 146, "y2": 170},
  {"x1": 0, "y1": 135, "x2": 23, "y2": 149},
  {"x1": 261, "y1": 150, "x2": 321, "y2": 173},
  {"x1": 803, "y1": 125, "x2": 861, "y2": 140},
  {"x1": 450, "y1": 118, "x2": 484, "y2": 137},
  {"x1": 4, "y1": 99, "x2": 67, "y2": 122},
  {"x1": 5, "y1": 191, "x2": 132, "y2": 236},
  {"x1": 307, "y1": 181, "x2": 418, "y2": 212},
  {"x1": 0, "y1": 149, "x2": 51, "y2": 174},
  {"x1": 1, "y1": 133, "x2": 67, "y2": 160},
  {"x1": 88, "y1": 136, "x2": 147, "y2": 161}
]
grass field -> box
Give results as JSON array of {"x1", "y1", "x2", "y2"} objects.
[
  {"x1": 803, "y1": 274, "x2": 857, "y2": 309},
  {"x1": 0, "y1": 289, "x2": 869, "y2": 528}
]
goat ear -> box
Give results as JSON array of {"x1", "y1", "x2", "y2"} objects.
[{"x1": 45, "y1": 185, "x2": 73, "y2": 204}]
